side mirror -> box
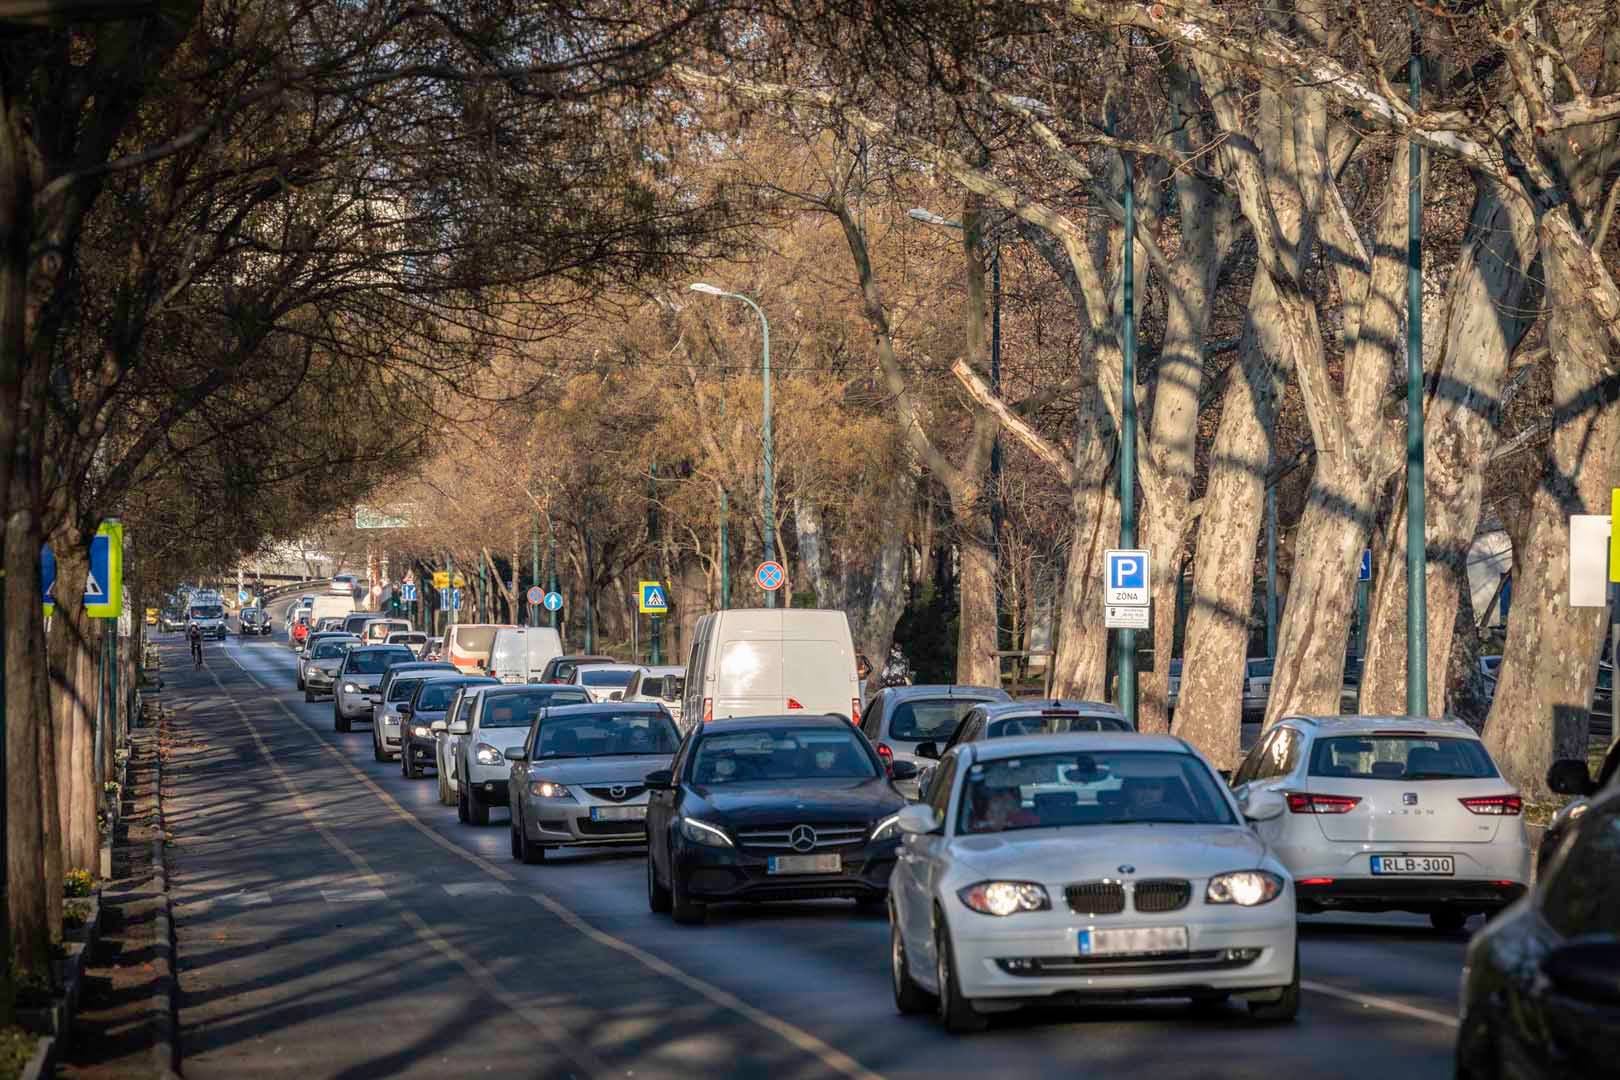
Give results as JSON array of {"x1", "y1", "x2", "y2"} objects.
[
  {"x1": 608, "y1": 691, "x2": 623, "y2": 701},
  {"x1": 1543, "y1": 941, "x2": 1620, "y2": 1003},
  {"x1": 889, "y1": 760, "x2": 920, "y2": 781},
  {"x1": 896, "y1": 804, "x2": 941, "y2": 835},
  {"x1": 430, "y1": 720, "x2": 448, "y2": 734},
  {"x1": 644, "y1": 768, "x2": 674, "y2": 790},
  {"x1": 1547, "y1": 759, "x2": 1597, "y2": 797},
  {"x1": 1241, "y1": 789, "x2": 1287, "y2": 822},
  {"x1": 396, "y1": 703, "x2": 412, "y2": 717},
  {"x1": 913, "y1": 741, "x2": 941, "y2": 761},
  {"x1": 503, "y1": 747, "x2": 527, "y2": 762},
  {"x1": 448, "y1": 721, "x2": 469, "y2": 736}
]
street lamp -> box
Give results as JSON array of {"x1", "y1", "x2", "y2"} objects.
[{"x1": 690, "y1": 283, "x2": 776, "y2": 608}]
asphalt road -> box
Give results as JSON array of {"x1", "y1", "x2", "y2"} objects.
[{"x1": 155, "y1": 618, "x2": 1467, "y2": 1079}]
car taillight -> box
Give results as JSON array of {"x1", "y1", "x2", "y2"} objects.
[
  {"x1": 851, "y1": 698, "x2": 861, "y2": 725},
  {"x1": 1285, "y1": 793, "x2": 1361, "y2": 814},
  {"x1": 703, "y1": 697, "x2": 713, "y2": 724},
  {"x1": 1460, "y1": 795, "x2": 1522, "y2": 816},
  {"x1": 786, "y1": 697, "x2": 804, "y2": 710},
  {"x1": 876, "y1": 740, "x2": 894, "y2": 776}
]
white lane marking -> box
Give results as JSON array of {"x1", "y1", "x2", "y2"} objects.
[
  {"x1": 321, "y1": 888, "x2": 386, "y2": 903},
  {"x1": 1301, "y1": 979, "x2": 1459, "y2": 1028},
  {"x1": 444, "y1": 882, "x2": 511, "y2": 897},
  {"x1": 236, "y1": 891, "x2": 272, "y2": 906},
  {"x1": 218, "y1": 647, "x2": 889, "y2": 1080}
]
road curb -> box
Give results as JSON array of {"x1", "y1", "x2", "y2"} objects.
[{"x1": 149, "y1": 731, "x2": 182, "y2": 1080}]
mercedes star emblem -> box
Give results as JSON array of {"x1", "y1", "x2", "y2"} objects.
[
  {"x1": 1117, "y1": 864, "x2": 1136, "y2": 874},
  {"x1": 789, "y1": 824, "x2": 818, "y2": 853}
]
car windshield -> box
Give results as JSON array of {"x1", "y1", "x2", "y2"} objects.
[
  {"x1": 388, "y1": 677, "x2": 427, "y2": 702},
  {"x1": 691, "y1": 727, "x2": 878, "y2": 784},
  {"x1": 988, "y1": 712, "x2": 1129, "y2": 737},
  {"x1": 533, "y1": 711, "x2": 681, "y2": 758},
  {"x1": 415, "y1": 679, "x2": 492, "y2": 711},
  {"x1": 581, "y1": 669, "x2": 633, "y2": 688},
  {"x1": 1308, "y1": 735, "x2": 1497, "y2": 781},
  {"x1": 958, "y1": 750, "x2": 1236, "y2": 834},
  {"x1": 480, "y1": 689, "x2": 591, "y2": 728},
  {"x1": 314, "y1": 641, "x2": 351, "y2": 659},
  {"x1": 344, "y1": 648, "x2": 413, "y2": 674},
  {"x1": 452, "y1": 627, "x2": 499, "y2": 654},
  {"x1": 190, "y1": 606, "x2": 223, "y2": 619},
  {"x1": 888, "y1": 698, "x2": 987, "y2": 741}
]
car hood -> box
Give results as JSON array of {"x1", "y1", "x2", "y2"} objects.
[
  {"x1": 692, "y1": 779, "x2": 904, "y2": 826},
  {"x1": 947, "y1": 824, "x2": 1271, "y2": 882},
  {"x1": 528, "y1": 755, "x2": 674, "y2": 784},
  {"x1": 313, "y1": 659, "x2": 343, "y2": 674},
  {"x1": 468, "y1": 727, "x2": 530, "y2": 750}
]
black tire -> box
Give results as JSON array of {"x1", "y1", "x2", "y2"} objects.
[
  {"x1": 890, "y1": 903, "x2": 933, "y2": 1015},
  {"x1": 405, "y1": 747, "x2": 422, "y2": 779},
  {"x1": 304, "y1": 689, "x2": 314, "y2": 703},
  {"x1": 467, "y1": 787, "x2": 491, "y2": 826},
  {"x1": 372, "y1": 734, "x2": 387, "y2": 763},
  {"x1": 1248, "y1": 942, "x2": 1301, "y2": 1022},
  {"x1": 670, "y1": 865, "x2": 706, "y2": 925},
  {"x1": 1431, "y1": 909, "x2": 1469, "y2": 935},
  {"x1": 335, "y1": 706, "x2": 350, "y2": 733},
  {"x1": 647, "y1": 851, "x2": 672, "y2": 914},
  {"x1": 518, "y1": 809, "x2": 545, "y2": 864},
  {"x1": 934, "y1": 917, "x2": 987, "y2": 1033},
  {"x1": 456, "y1": 782, "x2": 470, "y2": 823},
  {"x1": 297, "y1": 674, "x2": 305, "y2": 691},
  {"x1": 510, "y1": 814, "x2": 523, "y2": 860},
  {"x1": 439, "y1": 769, "x2": 454, "y2": 806}
]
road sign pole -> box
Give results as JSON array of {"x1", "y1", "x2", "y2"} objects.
[
  {"x1": 446, "y1": 554, "x2": 455, "y2": 629},
  {"x1": 547, "y1": 526, "x2": 558, "y2": 632},
  {"x1": 1117, "y1": 138, "x2": 1139, "y2": 729},
  {"x1": 531, "y1": 515, "x2": 540, "y2": 628},
  {"x1": 1405, "y1": 6, "x2": 1429, "y2": 718}
]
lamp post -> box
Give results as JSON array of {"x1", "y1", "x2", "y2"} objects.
[
  {"x1": 690, "y1": 283, "x2": 776, "y2": 608},
  {"x1": 1405, "y1": 7, "x2": 1429, "y2": 716}
]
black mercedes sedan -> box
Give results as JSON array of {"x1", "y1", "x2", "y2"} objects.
[{"x1": 645, "y1": 714, "x2": 918, "y2": 925}]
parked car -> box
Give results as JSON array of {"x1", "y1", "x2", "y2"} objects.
[
  {"x1": 537, "y1": 654, "x2": 616, "y2": 685},
  {"x1": 1455, "y1": 780, "x2": 1620, "y2": 1079},
  {"x1": 644, "y1": 714, "x2": 913, "y2": 924},
  {"x1": 487, "y1": 627, "x2": 564, "y2": 684},
  {"x1": 452, "y1": 684, "x2": 594, "y2": 825},
  {"x1": 625, "y1": 666, "x2": 686, "y2": 729},
  {"x1": 1538, "y1": 738, "x2": 1620, "y2": 877},
  {"x1": 302, "y1": 636, "x2": 359, "y2": 701},
  {"x1": 506, "y1": 702, "x2": 683, "y2": 862},
  {"x1": 860, "y1": 685, "x2": 1013, "y2": 798},
  {"x1": 568, "y1": 662, "x2": 640, "y2": 703},
  {"x1": 332, "y1": 644, "x2": 416, "y2": 733},
  {"x1": 399, "y1": 675, "x2": 497, "y2": 779},
  {"x1": 446, "y1": 623, "x2": 513, "y2": 674},
  {"x1": 889, "y1": 732, "x2": 1298, "y2": 1032},
  {"x1": 682, "y1": 609, "x2": 862, "y2": 725},
  {"x1": 159, "y1": 608, "x2": 185, "y2": 632},
  {"x1": 1229, "y1": 714, "x2": 1529, "y2": 932}
]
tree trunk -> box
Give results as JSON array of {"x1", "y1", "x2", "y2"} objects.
[
  {"x1": 1136, "y1": 513, "x2": 1183, "y2": 733},
  {"x1": 47, "y1": 538, "x2": 100, "y2": 874},
  {"x1": 1360, "y1": 181, "x2": 1540, "y2": 716},
  {"x1": 953, "y1": 506, "x2": 1001, "y2": 687},
  {"x1": 1482, "y1": 226, "x2": 1620, "y2": 797},
  {"x1": 7, "y1": 501, "x2": 57, "y2": 973},
  {"x1": 1051, "y1": 476, "x2": 1120, "y2": 701}
]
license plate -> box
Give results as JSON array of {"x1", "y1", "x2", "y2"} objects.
[
  {"x1": 1078, "y1": 926, "x2": 1189, "y2": 957},
  {"x1": 589, "y1": 806, "x2": 647, "y2": 822},
  {"x1": 767, "y1": 853, "x2": 841, "y2": 875},
  {"x1": 1370, "y1": 855, "x2": 1455, "y2": 876}
]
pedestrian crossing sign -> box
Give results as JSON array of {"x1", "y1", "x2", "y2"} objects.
[
  {"x1": 85, "y1": 520, "x2": 123, "y2": 619},
  {"x1": 638, "y1": 581, "x2": 669, "y2": 615}
]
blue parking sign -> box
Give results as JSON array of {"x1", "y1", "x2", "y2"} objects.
[{"x1": 1103, "y1": 549, "x2": 1150, "y2": 606}]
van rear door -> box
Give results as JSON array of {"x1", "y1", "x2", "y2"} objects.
[
  {"x1": 712, "y1": 638, "x2": 783, "y2": 718},
  {"x1": 781, "y1": 640, "x2": 856, "y2": 718}
]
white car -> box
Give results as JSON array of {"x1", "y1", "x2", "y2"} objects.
[
  {"x1": 568, "y1": 662, "x2": 640, "y2": 703},
  {"x1": 435, "y1": 684, "x2": 493, "y2": 806},
  {"x1": 889, "y1": 732, "x2": 1298, "y2": 1033},
  {"x1": 452, "y1": 684, "x2": 591, "y2": 824},
  {"x1": 1229, "y1": 715, "x2": 1529, "y2": 932},
  {"x1": 624, "y1": 665, "x2": 686, "y2": 727}
]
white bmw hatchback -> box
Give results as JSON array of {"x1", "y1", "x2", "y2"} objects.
[
  {"x1": 889, "y1": 733, "x2": 1298, "y2": 1033},
  {"x1": 1229, "y1": 716, "x2": 1530, "y2": 932}
]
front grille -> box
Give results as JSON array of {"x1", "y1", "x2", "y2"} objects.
[
  {"x1": 1134, "y1": 879, "x2": 1191, "y2": 913},
  {"x1": 1065, "y1": 881, "x2": 1126, "y2": 915},
  {"x1": 583, "y1": 785, "x2": 646, "y2": 803},
  {"x1": 735, "y1": 823, "x2": 870, "y2": 850},
  {"x1": 996, "y1": 950, "x2": 1256, "y2": 978},
  {"x1": 577, "y1": 818, "x2": 645, "y2": 836}
]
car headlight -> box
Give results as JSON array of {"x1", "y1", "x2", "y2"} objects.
[
  {"x1": 412, "y1": 725, "x2": 430, "y2": 738},
  {"x1": 679, "y1": 817, "x2": 734, "y2": 848},
  {"x1": 473, "y1": 743, "x2": 504, "y2": 766},
  {"x1": 870, "y1": 812, "x2": 903, "y2": 842},
  {"x1": 957, "y1": 881, "x2": 1050, "y2": 916},
  {"x1": 342, "y1": 683, "x2": 357, "y2": 693},
  {"x1": 529, "y1": 781, "x2": 573, "y2": 799},
  {"x1": 1205, "y1": 870, "x2": 1285, "y2": 906}
]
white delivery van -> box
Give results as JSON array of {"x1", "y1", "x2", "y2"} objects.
[
  {"x1": 487, "y1": 627, "x2": 563, "y2": 684},
  {"x1": 682, "y1": 609, "x2": 862, "y2": 726},
  {"x1": 446, "y1": 623, "x2": 512, "y2": 674},
  {"x1": 310, "y1": 593, "x2": 356, "y2": 628}
]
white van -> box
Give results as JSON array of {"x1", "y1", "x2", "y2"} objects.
[
  {"x1": 446, "y1": 623, "x2": 513, "y2": 674},
  {"x1": 310, "y1": 593, "x2": 355, "y2": 628},
  {"x1": 682, "y1": 609, "x2": 862, "y2": 726},
  {"x1": 487, "y1": 627, "x2": 563, "y2": 684}
]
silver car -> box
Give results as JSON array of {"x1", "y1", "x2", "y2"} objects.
[
  {"x1": 859, "y1": 684, "x2": 1012, "y2": 798},
  {"x1": 302, "y1": 636, "x2": 358, "y2": 702},
  {"x1": 506, "y1": 702, "x2": 682, "y2": 863},
  {"x1": 333, "y1": 644, "x2": 416, "y2": 733},
  {"x1": 452, "y1": 684, "x2": 592, "y2": 824}
]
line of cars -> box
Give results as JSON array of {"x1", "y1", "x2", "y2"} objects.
[{"x1": 271, "y1": 605, "x2": 1616, "y2": 1062}]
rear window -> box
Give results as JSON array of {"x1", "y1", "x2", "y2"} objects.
[
  {"x1": 533, "y1": 711, "x2": 681, "y2": 758},
  {"x1": 314, "y1": 641, "x2": 351, "y2": 659},
  {"x1": 452, "y1": 627, "x2": 499, "y2": 654},
  {"x1": 344, "y1": 648, "x2": 415, "y2": 675},
  {"x1": 581, "y1": 669, "x2": 634, "y2": 688},
  {"x1": 389, "y1": 677, "x2": 427, "y2": 702},
  {"x1": 888, "y1": 698, "x2": 986, "y2": 741},
  {"x1": 990, "y1": 711, "x2": 1129, "y2": 736},
  {"x1": 480, "y1": 689, "x2": 592, "y2": 727},
  {"x1": 1308, "y1": 735, "x2": 1497, "y2": 781},
  {"x1": 415, "y1": 679, "x2": 495, "y2": 711}
]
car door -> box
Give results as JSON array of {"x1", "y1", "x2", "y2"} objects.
[
  {"x1": 647, "y1": 731, "x2": 694, "y2": 882},
  {"x1": 898, "y1": 752, "x2": 958, "y2": 964}
]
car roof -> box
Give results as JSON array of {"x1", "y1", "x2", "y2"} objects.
[
  {"x1": 350, "y1": 643, "x2": 415, "y2": 653},
  {"x1": 1279, "y1": 715, "x2": 1481, "y2": 738},
  {"x1": 387, "y1": 660, "x2": 454, "y2": 670},
  {"x1": 880, "y1": 684, "x2": 1011, "y2": 703},
  {"x1": 540, "y1": 701, "x2": 671, "y2": 717},
  {"x1": 968, "y1": 731, "x2": 1188, "y2": 762},
  {"x1": 978, "y1": 699, "x2": 1124, "y2": 720}
]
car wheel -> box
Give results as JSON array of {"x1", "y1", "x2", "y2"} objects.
[
  {"x1": 304, "y1": 689, "x2": 313, "y2": 703},
  {"x1": 438, "y1": 767, "x2": 453, "y2": 806},
  {"x1": 372, "y1": 732, "x2": 387, "y2": 763},
  {"x1": 933, "y1": 916, "x2": 987, "y2": 1033},
  {"x1": 890, "y1": 902, "x2": 932, "y2": 1015},
  {"x1": 335, "y1": 705, "x2": 350, "y2": 733},
  {"x1": 297, "y1": 674, "x2": 305, "y2": 691},
  {"x1": 647, "y1": 851, "x2": 672, "y2": 914},
  {"x1": 518, "y1": 810, "x2": 545, "y2": 865},
  {"x1": 670, "y1": 865, "x2": 705, "y2": 925},
  {"x1": 456, "y1": 783, "x2": 470, "y2": 823},
  {"x1": 405, "y1": 748, "x2": 421, "y2": 779},
  {"x1": 1248, "y1": 942, "x2": 1300, "y2": 1023},
  {"x1": 509, "y1": 813, "x2": 523, "y2": 860},
  {"x1": 1430, "y1": 909, "x2": 1469, "y2": 935}
]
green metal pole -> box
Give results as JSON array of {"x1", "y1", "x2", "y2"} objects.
[
  {"x1": 749, "y1": 295, "x2": 776, "y2": 609},
  {"x1": 648, "y1": 462, "x2": 662, "y2": 665},
  {"x1": 1117, "y1": 147, "x2": 1139, "y2": 728},
  {"x1": 718, "y1": 487, "x2": 730, "y2": 610},
  {"x1": 1405, "y1": 6, "x2": 1429, "y2": 716},
  {"x1": 547, "y1": 525, "x2": 558, "y2": 632},
  {"x1": 531, "y1": 515, "x2": 540, "y2": 628}
]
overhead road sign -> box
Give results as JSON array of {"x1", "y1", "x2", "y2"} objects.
[
  {"x1": 86, "y1": 520, "x2": 124, "y2": 618},
  {"x1": 1104, "y1": 549, "x2": 1149, "y2": 606},
  {"x1": 639, "y1": 581, "x2": 669, "y2": 614},
  {"x1": 543, "y1": 591, "x2": 563, "y2": 612},
  {"x1": 401, "y1": 582, "x2": 418, "y2": 603},
  {"x1": 755, "y1": 561, "x2": 785, "y2": 592},
  {"x1": 354, "y1": 505, "x2": 410, "y2": 529}
]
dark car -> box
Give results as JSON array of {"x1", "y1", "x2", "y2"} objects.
[
  {"x1": 644, "y1": 715, "x2": 917, "y2": 924},
  {"x1": 912, "y1": 699, "x2": 1132, "y2": 793},
  {"x1": 400, "y1": 675, "x2": 498, "y2": 779},
  {"x1": 239, "y1": 608, "x2": 264, "y2": 635},
  {"x1": 537, "y1": 654, "x2": 617, "y2": 685},
  {"x1": 1456, "y1": 783, "x2": 1620, "y2": 1079},
  {"x1": 1538, "y1": 740, "x2": 1620, "y2": 877}
]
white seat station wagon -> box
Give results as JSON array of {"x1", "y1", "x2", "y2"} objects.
[{"x1": 1229, "y1": 715, "x2": 1530, "y2": 932}]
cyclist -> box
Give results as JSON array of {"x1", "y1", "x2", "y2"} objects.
[{"x1": 188, "y1": 622, "x2": 203, "y2": 668}]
